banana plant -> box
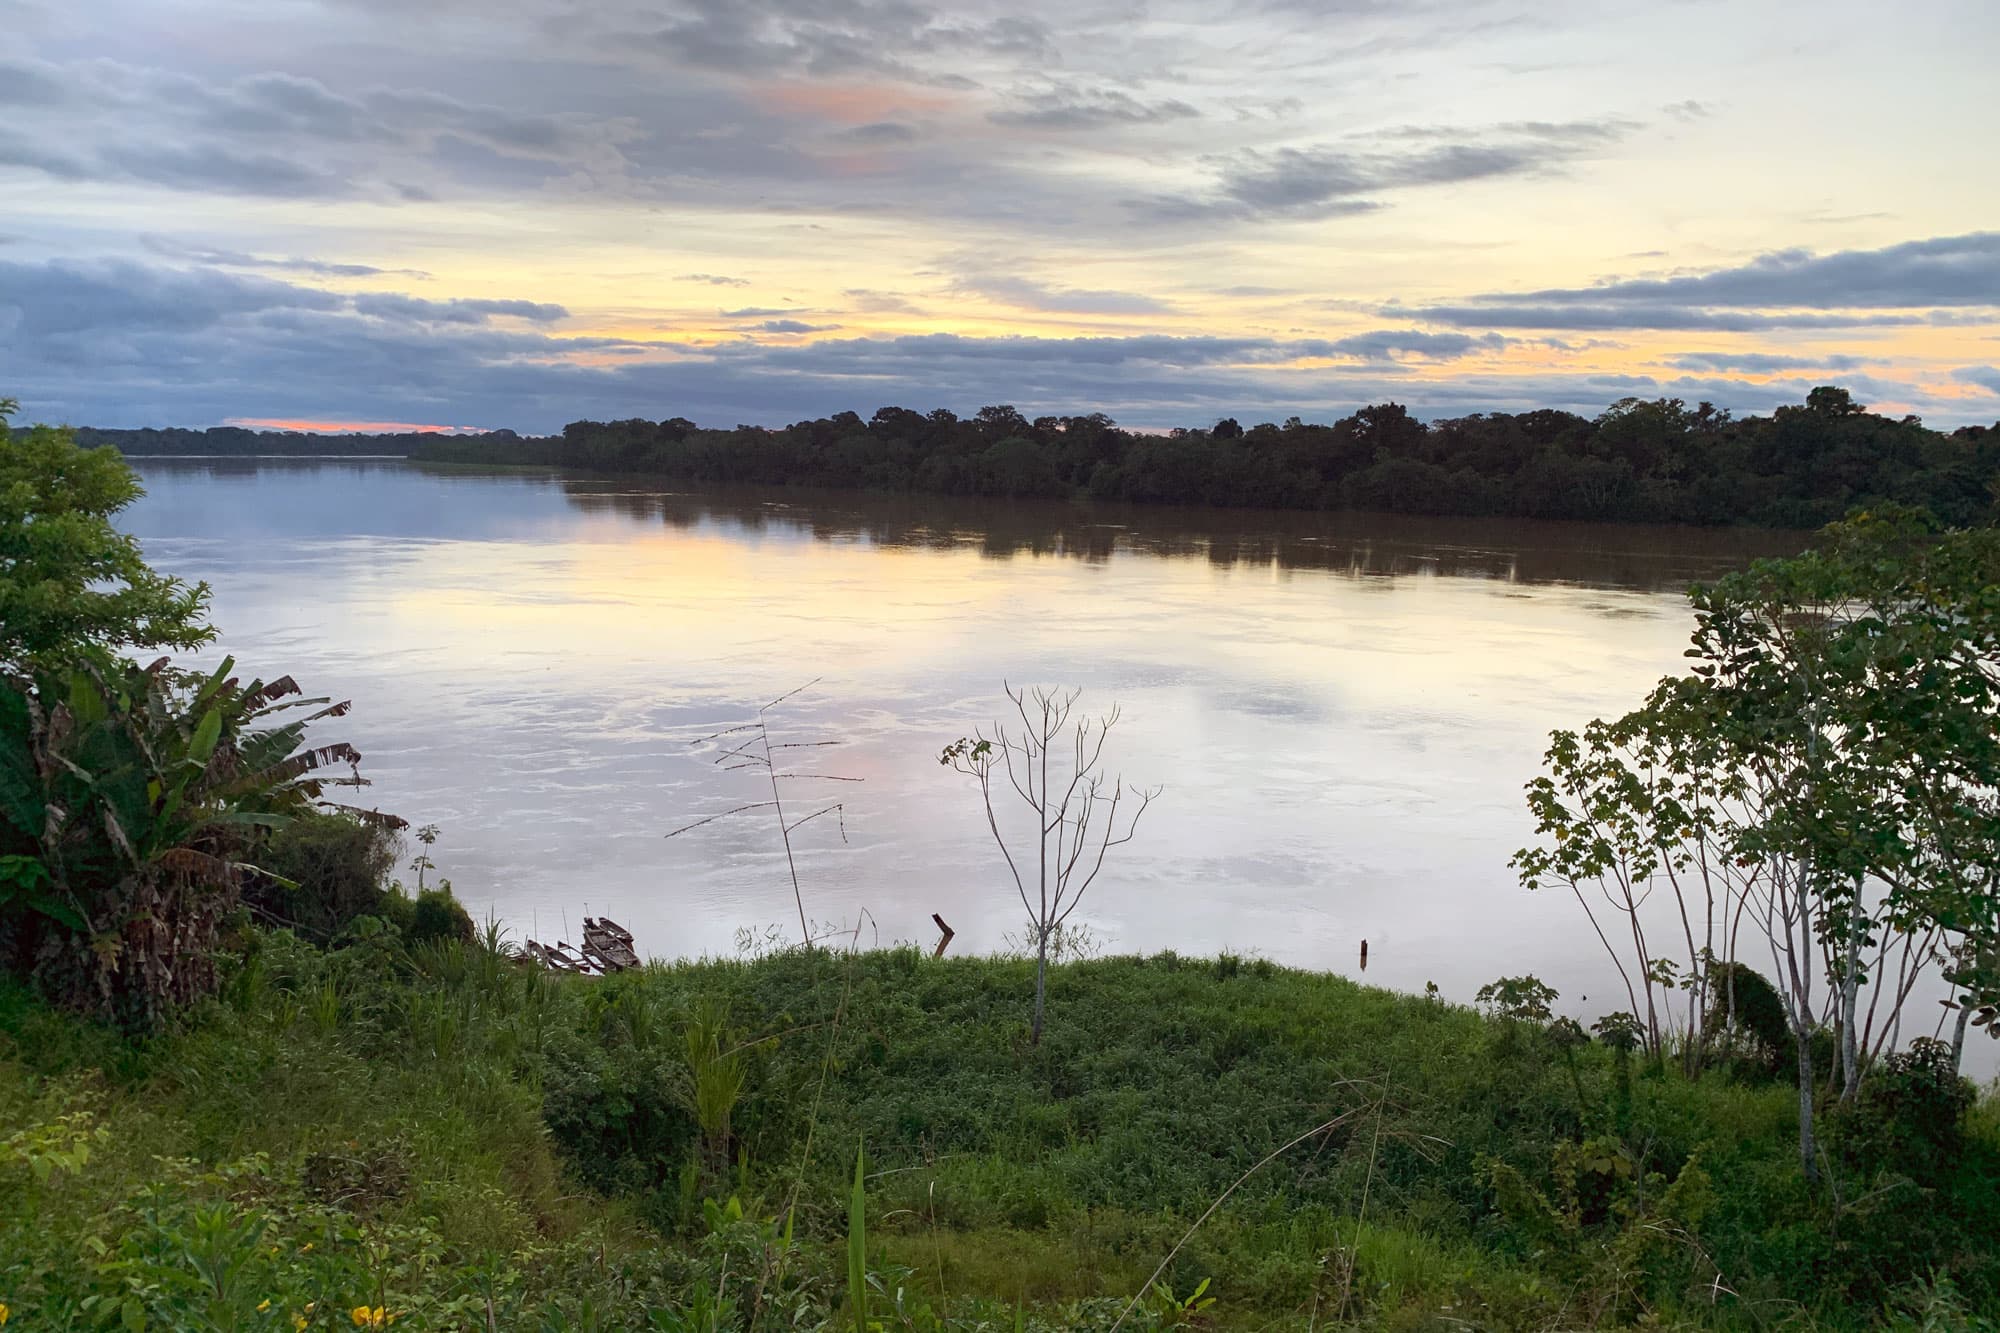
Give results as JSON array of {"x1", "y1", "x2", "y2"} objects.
[{"x1": 0, "y1": 653, "x2": 378, "y2": 1024}]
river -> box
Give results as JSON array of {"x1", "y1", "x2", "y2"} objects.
[{"x1": 128, "y1": 458, "x2": 1810, "y2": 1021}]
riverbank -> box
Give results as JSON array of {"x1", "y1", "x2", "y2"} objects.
[{"x1": 4, "y1": 933, "x2": 1995, "y2": 1329}]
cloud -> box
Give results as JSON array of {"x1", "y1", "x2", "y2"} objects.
[
  {"x1": 989, "y1": 87, "x2": 1199, "y2": 130},
  {"x1": 833, "y1": 120, "x2": 920, "y2": 144},
  {"x1": 756, "y1": 319, "x2": 837, "y2": 333},
  {"x1": 0, "y1": 258, "x2": 342, "y2": 336},
  {"x1": 1954, "y1": 366, "x2": 2000, "y2": 396},
  {"x1": 139, "y1": 235, "x2": 422, "y2": 279},
  {"x1": 349, "y1": 293, "x2": 570, "y2": 323},
  {"x1": 1394, "y1": 303, "x2": 1930, "y2": 332},
  {"x1": 1424, "y1": 233, "x2": 2000, "y2": 330},
  {"x1": 1326, "y1": 330, "x2": 1511, "y2": 361},
  {"x1": 842, "y1": 288, "x2": 924, "y2": 314},
  {"x1": 1665, "y1": 351, "x2": 1875, "y2": 374},
  {"x1": 951, "y1": 272, "x2": 1174, "y2": 315},
  {"x1": 7, "y1": 257, "x2": 1993, "y2": 433},
  {"x1": 627, "y1": 0, "x2": 1052, "y2": 84},
  {"x1": 1144, "y1": 119, "x2": 1631, "y2": 223},
  {"x1": 0, "y1": 54, "x2": 638, "y2": 200},
  {"x1": 679, "y1": 273, "x2": 752, "y2": 286},
  {"x1": 721, "y1": 306, "x2": 797, "y2": 317}
]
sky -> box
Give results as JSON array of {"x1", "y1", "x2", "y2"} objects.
[{"x1": 2, "y1": 0, "x2": 1998, "y2": 434}]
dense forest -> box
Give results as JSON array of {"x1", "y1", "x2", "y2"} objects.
[
  {"x1": 91, "y1": 387, "x2": 2000, "y2": 528},
  {"x1": 78, "y1": 424, "x2": 529, "y2": 458}
]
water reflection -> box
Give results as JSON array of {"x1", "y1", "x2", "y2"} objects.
[
  {"x1": 554, "y1": 478, "x2": 1803, "y2": 589},
  {"x1": 123, "y1": 459, "x2": 1831, "y2": 1048}
]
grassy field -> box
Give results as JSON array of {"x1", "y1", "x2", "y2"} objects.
[{"x1": 2, "y1": 929, "x2": 1996, "y2": 1330}]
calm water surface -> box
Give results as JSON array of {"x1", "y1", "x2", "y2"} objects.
[{"x1": 126, "y1": 459, "x2": 1807, "y2": 1016}]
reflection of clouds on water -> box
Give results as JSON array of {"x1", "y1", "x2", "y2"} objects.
[{"x1": 121, "y1": 463, "x2": 1806, "y2": 1010}]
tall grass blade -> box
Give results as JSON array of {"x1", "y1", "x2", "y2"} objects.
[{"x1": 848, "y1": 1137, "x2": 867, "y2": 1333}]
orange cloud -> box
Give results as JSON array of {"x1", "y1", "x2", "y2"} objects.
[{"x1": 226, "y1": 417, "x2": 490, "y2": 434}]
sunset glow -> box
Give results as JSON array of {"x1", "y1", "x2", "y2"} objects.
[{"x1": 1, "y1": 0, "x2": 1995, "y2": 431}]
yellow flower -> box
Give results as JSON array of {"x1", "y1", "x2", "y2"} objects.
[
  {"x1": 300, "y1": 1243, "x2": 314, "y2": 1254},
  {"x1": 1, "y1": 1299, "x2": 11, "y2": 1325},
  {"x1": 259, "y1": 1299, "x2": 272, "y2": 1312},
  {"x1": 349, "y1": 1308, "x2": 392, "y2": 1329},
  {"x1": 294, "y1": 1318, "x2": 308, "y2": 1332}
]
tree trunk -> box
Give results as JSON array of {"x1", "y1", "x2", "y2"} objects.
[
  {"x1": 1796, "y1": 1021, "x2": 1819, "y2": 1184},
  {"x1": 1839, "y1": 904, "x2": 1865, "y2": 1102},
  {"x1": 1950, "y1": 996, "x2": 1972, "y2": 1075},
  {"x1": 1031, "y1": 929, "x2": 1048, "y2": 1045}
]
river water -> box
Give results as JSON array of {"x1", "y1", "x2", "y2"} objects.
[{"x1": 127, "y1": 459, "x2": 1809, "y2": 1019}]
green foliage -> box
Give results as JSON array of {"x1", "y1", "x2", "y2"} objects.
[
  {"x1": 0, "y1": 403, "x2": 213, "y2": 670},
  {"x1": 848, "y1": 1141, "x2": 867, "y2": 1333},
  {"x1": 0, "y1": 657, "x2": 369, "y2": 1026},
  {"x1": 1473, "y1": 974, "x2": 1557, "y2": 1024},
  {"x1": 385, "y1": 388, "x2": 2000, "y2": 529},
  {"x1": 1701, "y1": 960, "x2": 1793, "y2": 1071},
  {"x1": 403, "y1": 886, "x2": 474, "y2": 946},
  {"x1": 1485, "y1": 1140, "x2": 1718, "y2": 1324},
  {"x1": 3, "y1": 934, "x2": 1996, "y2": 1329},
  {"x1": 1835, "y1": 1037, "x2": 1980, "y2": 1181},
  {"x1": 246, "y1": 812, "x2": 401, "y2": 942}
]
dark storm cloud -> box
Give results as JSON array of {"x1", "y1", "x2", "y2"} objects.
[
  {"x1": 1665, "y1": 351, "x2": 1874, "y2": 374},
  {"x1": 1143, "y1": 119, "x2": 1633, "y2": 223},
  {"x1": 989, "y1": 87, "x2": 1200, "y2": 130}
]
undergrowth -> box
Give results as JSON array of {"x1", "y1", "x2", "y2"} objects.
[{"x1": 2, "y1": 930, "x2": 1995, "y2": 1329}]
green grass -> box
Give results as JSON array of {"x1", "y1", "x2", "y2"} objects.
[{"x1": 2, "y1": 932, "x2": 1995, "y2": 1329}]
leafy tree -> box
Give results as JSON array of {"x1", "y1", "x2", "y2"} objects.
[
  {"x1": 0, "y1": 399, "x2": 213, "y2": 670},
  {"x1": 1517, "y1": 510, "x2": 2000, "y2": 1183}
]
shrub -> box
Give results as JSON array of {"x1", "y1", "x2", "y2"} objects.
[
  {"x1": 1702, "y1": 960, "x2": 1793, "y2": 1071},
  {"x1": 405, "y1": 885, "x2": 475, "y2": 945},
  {"x1": 1837, "y1": 1037, "x2": 1978, "y2": 1180},
  {"x1": 246, "y1": 811, "x2": 400, "y2": 941}
]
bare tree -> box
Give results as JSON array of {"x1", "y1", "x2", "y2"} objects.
[
  {"x1": 667, "y1": 680, "x2": 861, "y2": 948},
  {"x1": 943, "y1": 683, "x2": 1158, "y2": 1043}
]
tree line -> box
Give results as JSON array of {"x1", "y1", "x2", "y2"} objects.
[
  {"x1": 397, "y1": 386, "x2": 2000, "y2": 529},
  {"x1": 79, "y1": 386, "x2": 2000, "y2": 527},
  {"x1": 78, "y1": 424, "x2": 528, "y2": 458}
]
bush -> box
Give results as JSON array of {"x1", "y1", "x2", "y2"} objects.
[
  {"x1": 1837, "y1": 1037, "x2": 1979, "y2": 1180},
  {"x1": 1702, "y1": 960, "x2": 1793, "y2": 1072},
  {"x1": 405, "y1": 885, "x2": 475, "y2": 945},
  {"x1": 246, "y1": 811, "x2": 400, "y2": 941}
]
